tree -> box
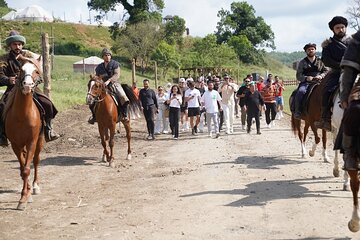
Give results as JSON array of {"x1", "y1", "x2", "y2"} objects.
[
  {"x1": 163, "y1": 15, "x2": 186, "y2": 46},
  {"x1": 0, "y1": 0, "x2": 8, "y2": 8},
  {"x1": 346, "y1": 0, "x2": 360, "y2": 31},
  {"x1": 151, "y1": 41, "x2": 180, "y2": 80},
  {"x1": 180, "y1": 34, "x2": 238, "y2": 68},
  {"x1": 215, "y1": 1, "x2": 275, "y2": 63},
  {"x1": 87, "y1": 0, "x2": 164, "y2": 24},
  {"x1": 113, "y1": 20, "x2": 163, "y2": 73}
]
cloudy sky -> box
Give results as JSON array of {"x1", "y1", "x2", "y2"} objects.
[{"x1": 8, "y1": 0, "x2": 353, "y2": 52}]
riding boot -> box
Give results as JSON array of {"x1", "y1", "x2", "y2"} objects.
[
  {"x1": 0, "y1": 119, "x2": 8, "y2": 147},
  {"x1": 45, "y1": 118, "x2": 60, "y2": 142},
  {"x1": 88, "y1": 104, "x2": 96, "y2": 124},
  {"x1": 119, "y1": 102, "x2": 129, "y2": 121},
  {"x1": 294, "y1": 100, "x2": 301, "y2": 119}
]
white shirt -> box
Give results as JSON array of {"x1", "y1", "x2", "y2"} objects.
[
  {"x1": 201, "y1": 89, "x2": 222, "y2": 113},
  {"x1": 185, "y1": 88, "x2": 201, "y2": 108},
  {"x1": 220, "y1": 83, "x2": 238, "y2": 105},
  {"x1": 167, "y1": 93, "x2": 182, "y2": 108}
]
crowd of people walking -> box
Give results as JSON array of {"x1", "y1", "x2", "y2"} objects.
[{"x1": 138, "y1": 72, "x2": 285, "y2": 140}]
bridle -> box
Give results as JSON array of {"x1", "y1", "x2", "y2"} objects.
[
  {"x1": 87, "y1": 79, "x2": 108, "y2": 103},
  {"x1": 17, "y1": 58, "x2": 43, "y2": 93}
]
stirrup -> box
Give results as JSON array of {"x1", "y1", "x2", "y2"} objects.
[{"x1": 88, "y1": 116, "x2": 96, "y2": 124}]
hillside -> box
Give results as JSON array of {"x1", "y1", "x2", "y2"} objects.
[{"x1": 0, "y1": 20, "x2": 114, "y2": 55}]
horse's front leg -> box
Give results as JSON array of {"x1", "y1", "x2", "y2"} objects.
[
  {"x1": 18, "y1": 145, "x2": 36, "y2": 210},
  {"x1": 321, "y1": 129, "x2": 330, "y2": 163},
  {"x1": 32, "y1": 139, "x2": 43, "y2": 195},
  {"x1": 108, "y1": 127, "x2": 116, "y2": 168},
  {"x1": 348, "y1": 170, "x2": 360, "y2": 232},
  {"x1": 123, "y1": 120, "x2": 132, "y2": 160},
  {"x1": 98, "y1": 126, "x2": 109, "y2": 163}
]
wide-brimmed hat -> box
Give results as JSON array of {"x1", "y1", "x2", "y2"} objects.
[
  {"x1": 5, "y1": 30, "x2": 26, "y2": 46},
  {"x1": 328, "y1": 16, "x2": 348, "y2": 30},
  {"x1": 303, "y1": 43, "x2": 316, "y2": 51}
]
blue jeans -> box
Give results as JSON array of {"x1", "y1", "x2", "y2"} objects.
[{"x1": 295, "y1": 82, "x2": 309, "y2": 113}]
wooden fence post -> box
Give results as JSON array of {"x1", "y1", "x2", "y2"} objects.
[
  {"x1": 154, "y1": 61, "x2": 158, "y2": 89},
  {"x1": 41, "y1": 33, "x2": 51, "y2": 98},
  {"x1": 131, "y1": 58, "x2": 136, "y2": 85}
]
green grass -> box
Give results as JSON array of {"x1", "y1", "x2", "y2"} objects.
[{"x1": 282, "y1": 85, "x2": 297, "y2": 114}]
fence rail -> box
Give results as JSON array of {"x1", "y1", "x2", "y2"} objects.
[{"x1": 283, "y1": 79, "x2": 298, "y2": 86}]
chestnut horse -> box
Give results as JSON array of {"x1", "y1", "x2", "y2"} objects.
[
  {"x1": 4, "y1": 57, "x2": 44, "y2": 210},
  {"x1": 86, "y1": 75, "x2": 138, "y2": 167},
  {"x1": 290, "y1": 79, "x2": 329, "y2": 162}
]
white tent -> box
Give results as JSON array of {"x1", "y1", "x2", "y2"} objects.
[
  {"x1": 2, "y1": 5, "x2": 53, "y2": 22},
  {"x1": 73, "y1": 56, "x2": 103, "y2": 73},
  {"x1": 2, "y1": 10, "x2": 18, "y2": 20}
]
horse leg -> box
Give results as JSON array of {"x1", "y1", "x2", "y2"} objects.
[
  {"x1": 108, "y1": 127, "x2": 116, "y2": 168},
  {"x1": 32, "y1": 139, "x2": 43, "y2": 195},
  {"x1": 123, "y1": 120, "x2": 132, "y2": 160},
  {"x1": 98, "y1": 126, "x2": 109, "y2": 163},
  {"x1": 303, "y1": 122, "x2": 311, "y2": 158},
  {"x1": 308, "y1": 123, "x2": 319, "y2": 158},
  {"x1": 344, "y1": 170, "x2": 351, "y2": 191},
  {"x1": 321, "y1": 129, "x2": 330, "y2": 163},
  {"x1": 348, "y1": 170, "x2": 360, "y2": 232},
  {"x1": 296, "y1": 120, "x2": 306, "y2": 158},
  {"x1": 333, "y1": 149, "x2": 340, "y2": 177}
]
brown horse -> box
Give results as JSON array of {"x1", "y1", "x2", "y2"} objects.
[
  {"x1": 4, "y1": 57, "x2": 44, "y2": 210},
  {"x1": 86, "y1": 75, "x2": 137, "y2": 167},
  {"x1": 290, "y1": 79, "x2": 330, "y2": 162}
]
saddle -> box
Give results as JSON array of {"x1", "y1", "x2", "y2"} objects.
[{"x1": 290, "y1": 82, "x2": 320, "y2": 116}]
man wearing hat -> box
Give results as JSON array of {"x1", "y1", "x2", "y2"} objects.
[
  {"x1": 293, "y1": 43, "x2": 329, "y2": 119},
  {"x1": 315, "y1": 16, "x2": 351, "y2": 131},
  {"x1": 0, "y1": 31, "x2": 60, "y2": 146},
  {"x1": 88, "y1": 48, "x2": 130, "y2": 124}
]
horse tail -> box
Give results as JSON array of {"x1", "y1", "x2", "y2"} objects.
[
  {"x1": 121, "y1": 84, "x2": 141, "y2": 119},
  {"x1": 291, "y1": 113, "x2": 297, "y2": 135}
]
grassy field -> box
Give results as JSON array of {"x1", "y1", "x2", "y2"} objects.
[{"x1": 282, "y1": 85, "x2": 297, "y2": 114}]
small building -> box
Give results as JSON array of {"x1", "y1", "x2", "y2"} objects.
[{"x1": 73, "y1": 56, "x2": 103, "y2": 73}]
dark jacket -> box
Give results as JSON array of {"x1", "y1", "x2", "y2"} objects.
[
  {"x1": 139, "y1": 88, "x2": 158, "y2": 110},
  {"x1": 0, "y1": 50, "x2": 35, "y2": 90},
  {"x1": 95, "y1": 60, "x2": 120, "y2": 83},
  {"x1": 322, "y1": 35, "x2": 352, "y2": 70},
  {"x1": 244, "y1": 90, "x2": 264, "y2": 112},
  {"x1": 296, "y1": 56, "x2": 329, "y2": 82}
]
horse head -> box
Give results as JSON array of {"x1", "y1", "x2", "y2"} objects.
[
  {"x1": 17, "y1": 55, "x2": 43, "y2": 95},
  {"x1": 86, "y1": 75, "x2": 107, "y2": 105}
]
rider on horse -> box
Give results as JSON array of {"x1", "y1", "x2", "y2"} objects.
[
  {"x1": 88, "y1": 48, "x2": 129, "y2": 124},
  {"x1": 0, "y1": 31, "x2": 60, "y2": 146},
  {"x1": 339, "y1": 30, "x2": 360, "y2": 170},
  {"x1": 315, "y1": 16, "x2": 352, "y2": 131},
  {"x1": 294, "y1": 43, "x2": 329, "y2": 119}
]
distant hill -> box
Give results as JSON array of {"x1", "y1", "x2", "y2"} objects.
[
  {"x1": 0, "y1": 20, "x2": 114, "y2": 56},
  {"x1": 266, "y1": 51, "x2": 305, "y2": 67}
]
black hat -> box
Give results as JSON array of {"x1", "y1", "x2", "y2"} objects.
[
  {"x1": 328, "y1": 16, "x2": 348, "y2": 30},
  {"x1": 303, "y1": 43, "x2": 316, "y2": 51}
]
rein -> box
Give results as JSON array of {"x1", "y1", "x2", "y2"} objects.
[{"x1": 88, "y1": 79, "x2": 109, "y2": 103}]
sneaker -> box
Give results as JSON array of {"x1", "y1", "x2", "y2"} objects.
[
  {"x1": 173, "y1": 136, "x2": 178, "y2": 140},
  {"x1": 271, "y1": 121, "x2": 276, "y2": 127},
  {"x1": 241, "y1": 125, "x2": 246, "y2": 130},
  {"x1": 192, "y1": 128, "x2": 196, "y2": 135},
  {"x1": 257, "y1": 131, "x2": 261, "y2": 135},
  {"x1": 276, "y1": 113, "x2": 281, "y2": 120},
  {"x1": 194, "y1": 125, "x2": 198, "y2": 133},
  {"x1": 208, "y1": 133, "x2": 212, "y2": 138},
  {"x1": 147, "y1": 135, "x2": 155, "y2": 140},
  {"x1": 154, "y1": 132, "x2": 161, "y2": 135},
  {"x1": 162, "y1": 130, "x2": 169, "y2": 134},
  {"x1": 215, "y1": 133, "x2": 220, "y2": 138},
  {"x1": 267, "y1": 124, "x2": 272, "y2": 129}
]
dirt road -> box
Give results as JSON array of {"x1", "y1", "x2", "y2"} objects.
[{"x1": 0, "y1": 105, "x2": 356, "y2": 240}]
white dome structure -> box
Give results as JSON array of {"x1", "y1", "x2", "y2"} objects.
[{"x1": 2, "y1": 5, "x2": 53, "y2": 22}]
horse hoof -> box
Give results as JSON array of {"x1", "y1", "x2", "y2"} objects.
[
  {"x1": 323, "y1": 157, "x2": 330, "y2": 163},
  {"x1": 17, "y1": 202, "x2": 27, "y2": 211},
  {"x1": 109, "y1": 161, "x2": 115, "y2": 168},
  {"x1": 102, "y1": 156, "x2": 107, "y2": 163},
  {"x1": 309, "y1": 151, "x2": 314, "y2": 157},
  {"x1": 343, "y1": 184, "x2": 350, "y2": 191},
  {"x1": 33, "y1": 184, "x2": 41, "y2": 195},
  {"x1": 126, "y1": 154, "x2": 132, "y2": 160},
  {"x1": 27, "y1": 195, "x2": 33, "y2": 203},
  {"x1": 333, "y1": 169, "x2": 340, "y2": 177},
  {"x1": 348, "y1": 220, "x2": 360, "y2": 232}
]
